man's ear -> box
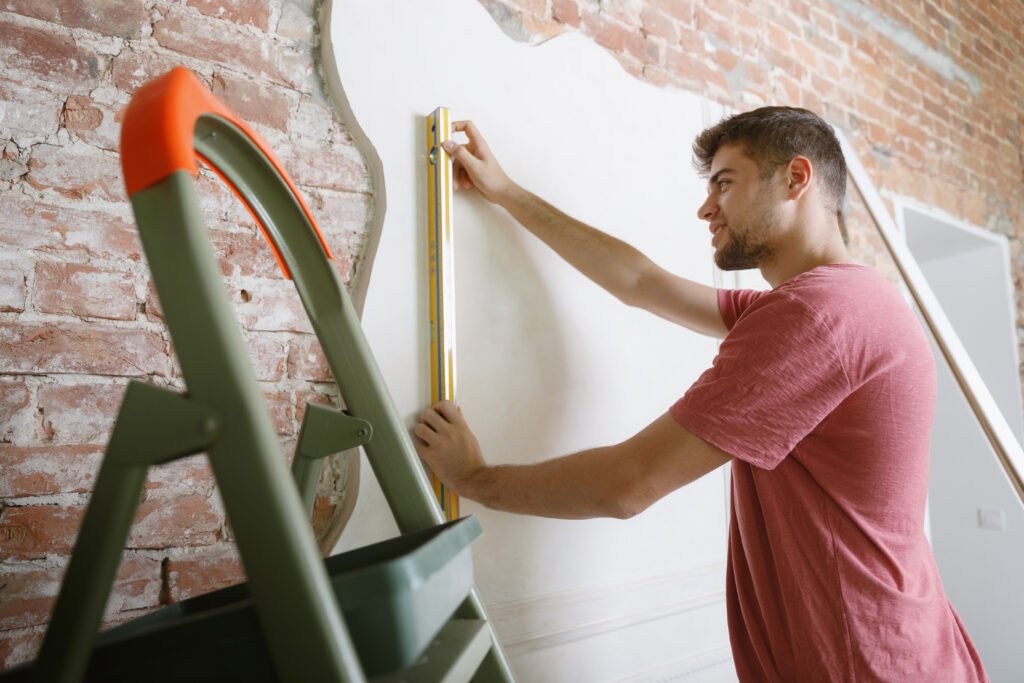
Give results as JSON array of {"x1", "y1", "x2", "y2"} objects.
[{"x1": 785, "y1": 156, "x2": 813, "y2": 200}]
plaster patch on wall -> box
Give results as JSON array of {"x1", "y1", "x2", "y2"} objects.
[{"x1": 829, "y1": 0, "x2": 981, "y2": 97}]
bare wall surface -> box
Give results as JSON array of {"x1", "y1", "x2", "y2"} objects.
[{"x1": 326, "y1": 1, "x2": 733, "y2": 680}]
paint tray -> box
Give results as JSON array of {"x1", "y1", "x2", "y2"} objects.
[{"x1": 45, "y1": 516, "x2": 480, "y2": 681}]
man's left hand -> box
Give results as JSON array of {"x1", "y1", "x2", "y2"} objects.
[{"x1": 414, "y1": 400, "x2": 487, "y2": 497}]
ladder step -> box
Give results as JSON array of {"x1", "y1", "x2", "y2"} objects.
[{"x1": 373, "y1": 619, "x2": 491, "y2": 683}]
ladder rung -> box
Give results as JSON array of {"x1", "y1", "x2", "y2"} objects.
[{"x1": 374, "y1": 619, "x2": 491, "y2": 683}]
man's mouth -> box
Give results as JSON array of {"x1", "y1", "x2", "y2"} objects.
[{"x1": 711, "y1": 224, "x2": 726, "y2": 245}]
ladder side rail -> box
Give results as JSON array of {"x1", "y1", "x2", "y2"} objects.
[{"x1": 117, "y1": 67, "x2": 366, "y2": 683}]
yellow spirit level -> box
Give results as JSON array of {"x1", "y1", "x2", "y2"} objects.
[{"x1": 427, "y1": 106, "x2": 459, "y2": 521}]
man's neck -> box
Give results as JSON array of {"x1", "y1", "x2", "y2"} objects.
[{"x1": 759, "y1": 242, "x2": 856, "y2": 288}]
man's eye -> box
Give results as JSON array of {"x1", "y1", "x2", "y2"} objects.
[{"x1": 718, "y1": 180, "x2": 729, "y2": 191}]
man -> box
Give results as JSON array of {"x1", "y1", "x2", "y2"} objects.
[{"x1": 415, "y1": 107, "x2": 987, "y2": 681}]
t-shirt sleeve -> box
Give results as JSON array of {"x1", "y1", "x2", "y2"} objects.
[
  {"x1": 717, "y1": 287, "x2": 764, "y2": 330},
  {"x1": 671, "y1": 291, "x2": 852, "y2": 470}
]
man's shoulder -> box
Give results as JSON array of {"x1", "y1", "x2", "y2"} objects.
[{"x1": 778, "y1": 263, "x2": 904, "y2": 318}]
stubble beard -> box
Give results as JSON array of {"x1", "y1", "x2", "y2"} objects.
[{"x1": 714, "y1": 184, "x2": 781, "y2": 271}]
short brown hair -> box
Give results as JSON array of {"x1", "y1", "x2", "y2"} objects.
[{"x1": 693, "y1": 107, "x2": 848, "y2": 242}]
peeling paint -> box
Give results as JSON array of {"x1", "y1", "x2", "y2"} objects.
[{"x1": 828, "y1": 0, "x2": 982, "y2": 97}]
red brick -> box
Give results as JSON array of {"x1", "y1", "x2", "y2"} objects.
[
  {"x1": 0, "y1": 18, "x2": 102, "y2": 88},
  {"x1": 0, "y1": 505, "x2": 83, "y2": 560},
  {"x1": 0, "y1": 322, "x2": 169, "y2": 377},
  {"x1": 0, "y1": 555, "x2": 160, "y2": 630},
  {"x1": 600, "y1": 0, "x2": 643, "y2": 26},
  {"x1": 60, "y1": 96, "x2": 122, "y2": 152},
  {"x1": 713, "y1": 49, "x2": 742, "y2": 73},
  {"x1": 0, "y1": 628, "x2": 43, "y2": 670},
  {"x1": 0, "y1": 197, "x2": 142, "y2": 263},
  {"x1": 261, "y1": 386, "x2": 296, "y2": 435},
  {"x1": 624, "y1": 30, "x2": 657, "y2": 66},
  {"x1": 111, "y1": 50, "x2": 183, "y2": 94},
  {"x1": 36, "y1": 382, "x2": 125, "y2": 445},
  {"x1": 581, "y1": 11, "x2": 631, "y2": 54},
  {"x1": 153, "y1": 9, "x2": 289, "y2": 87},
  {"x1": 193, "y1": 168, "x2": 258, "y2": 227},
  {"x1": 31, "y1": 262, "x2": 137, "y2": 321},
  {"x1": 26, "y1": 141, "x2": 126, "y2": 203},
  {"x1": 0, "y1": 265, "x2": 26, "y2": 313},
  {"x1": 3, "y1": 0, "x2": 146, "y2": 38},
  {"x1": 242, "y1": 332, "x2": 287, "y2": 382},
  {"x1": 277, "y1": 1, "x2": 314, "y2": 41},
  {"x1": 143, "y1": 278, "x2": 165, "y2": 323},
  {"x1": 791, "y1": 36, "x2": 819, "y2": 70},
  {"x1": 675, "y1": 28, "x2": 711, "y2": 62},
  {"x1": 0, "y1": 80, "x2": 63, "y2": 136},
  {"x1": 762, "y1": 45, "x2": 805, "y2": 82},
  {"x1": 210, "y1": 72, "x2": 292, "y2": 133},
  {"x1": 552, "y1": 0, "x2": 581, "y2": 27},
  {"x1": 283, "y1": 144, "x2": 369, "y2": 193},
  {"x1": 144, "y1": 454, "x2": 216, "y2": 496},
  {"x1": 235, "y1": 280, "x2": 313, "y2": 333},
  {"x1": 0, "y1": 495, "x2": 221, "y2": 559},
  {"x1": 209, "y1": 226, "x2": 285, "y2": 280},
  {"x1": 0, "y1": 445, "x2": 103, "y2": 497},
  {"x1": 616, "y1": 53, "x2": 645, "y2": 80},
  {"x1": 776, "y1": 73, "x2": 803, "y2": 106},
  {"x1": 59, "y1": 95, "x2": 102, "y2": 133},
  {"x1": 1, "y1": 140, "x2": 29, "y2": 183},
  {"x1": 0, "y1": 379, "x2": 31, "y2": 442},
  {"x1": 186, "y1": 0, "x2": 270, "y2": 30},
  {"x1": 641, "y1": 63, "x2": 675, "y2": 88},
  {"x1": 641, "y1": 6, "x2": 677, "y2": 42},
  {"x1": 128, "y1": 494, "x2": 222, "y2": 548},
  {"x1": 287, "y1": 334, "x2": 331, "y2": 381},
  {"x1": 309, "y1": 188, "x2": 372, "y2": 241},
  {"x1": 648, "y1": 0, "x2": 694, "y2": 24},
  {"x1": 164, "y1": 546, "x2": 245, "y2": 602}
]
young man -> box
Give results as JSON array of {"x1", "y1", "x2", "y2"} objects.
[{"x1": 415, "y1": 107, "x2": 987, "y2": 681}]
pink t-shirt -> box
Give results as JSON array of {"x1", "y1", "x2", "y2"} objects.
[{"x1": 670, "y1": 264, "x2": 987, "y2": 682}]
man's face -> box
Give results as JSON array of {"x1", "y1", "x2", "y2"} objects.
[{"x1": 696, "y1": 142, "x2": 783, "y2": 271}]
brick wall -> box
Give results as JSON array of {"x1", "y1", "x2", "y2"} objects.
[
  {"x1": 1, "y1": 0, "x2": 1021, "y2": 672},
  {"x1": 0, "y1": 0, "x2": 369, "y2": 668},
  {"x1": 477, "y1": 0, "x2": 1023, "y2": 328}
]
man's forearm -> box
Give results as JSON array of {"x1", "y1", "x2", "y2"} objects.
[
  {"x1": 496, "y1": 184, "x2": 655, "y2": 307},
  {"x1": 461, "y1": 445, "x2": 643, "y2": 520}
]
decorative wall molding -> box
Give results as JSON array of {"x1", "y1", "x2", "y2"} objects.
[
  {"x1": 616, "y1": 646, "x2": 735, "y2": 683},
  {"x1": 488, "y1": 562, "x2": 726, "y2": 656}
]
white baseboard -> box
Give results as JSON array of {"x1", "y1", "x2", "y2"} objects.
[
  {"x1": 487, "y1": 562, "x2": 727, "y2": 656},
  {"x1": 616, "y1": 647, "x2": 735, "y2": 683}
]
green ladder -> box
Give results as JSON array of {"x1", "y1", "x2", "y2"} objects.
[{"x1": 9, "y1": 67, "x2": 516, "y2": 683}]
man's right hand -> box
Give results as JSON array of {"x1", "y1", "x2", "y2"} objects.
[{"x1": 441, "y1": 120, "x2": 514, "y2": 205}]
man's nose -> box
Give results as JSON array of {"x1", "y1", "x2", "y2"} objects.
[{"x1": 697, "y1": 195, "x2": 717, "y2": 221}]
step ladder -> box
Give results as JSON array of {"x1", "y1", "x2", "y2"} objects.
[{"x1": 7, "y1": 67, "x2": 517, "y2": 683}]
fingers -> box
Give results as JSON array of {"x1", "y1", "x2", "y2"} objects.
[
  {"x1": 441, "y1": 140, "x2": 482, "y2": 176},
  {"x1": 434, "y1": 400, "x2": 463, "y2": 424},
  {"x1": 413, "y1": 422, "x2": 437, "y2": 447},
  {"x1": 417, "y1": 400, "x2": 465, "y2": 433},
  {"x1": 451, "y1": 120, "x2": 492, "y2": 156}
]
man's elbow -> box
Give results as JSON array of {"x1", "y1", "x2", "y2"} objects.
[{"x1": 608, "y1": 483, "x2": 653, "y2": 520}]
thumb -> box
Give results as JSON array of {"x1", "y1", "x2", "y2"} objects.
[{"x1": 442, "y1": 140, "x2": 481, "y2": 173}]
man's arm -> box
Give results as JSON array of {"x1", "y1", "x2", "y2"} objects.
[
  {"x1": 443, "y1": 121, "x2": 728, "y2": 339},
  {"x1": 415, "y1": 401, "x2": 732, "y2": 520}
]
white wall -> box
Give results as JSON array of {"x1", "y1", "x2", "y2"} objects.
[
  {"x1": 905, "y1": 206, "x2": 1024, "y2": 682},
  {"x1": 324, "y1": 1, "x2": 736, "y2": 680}
]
